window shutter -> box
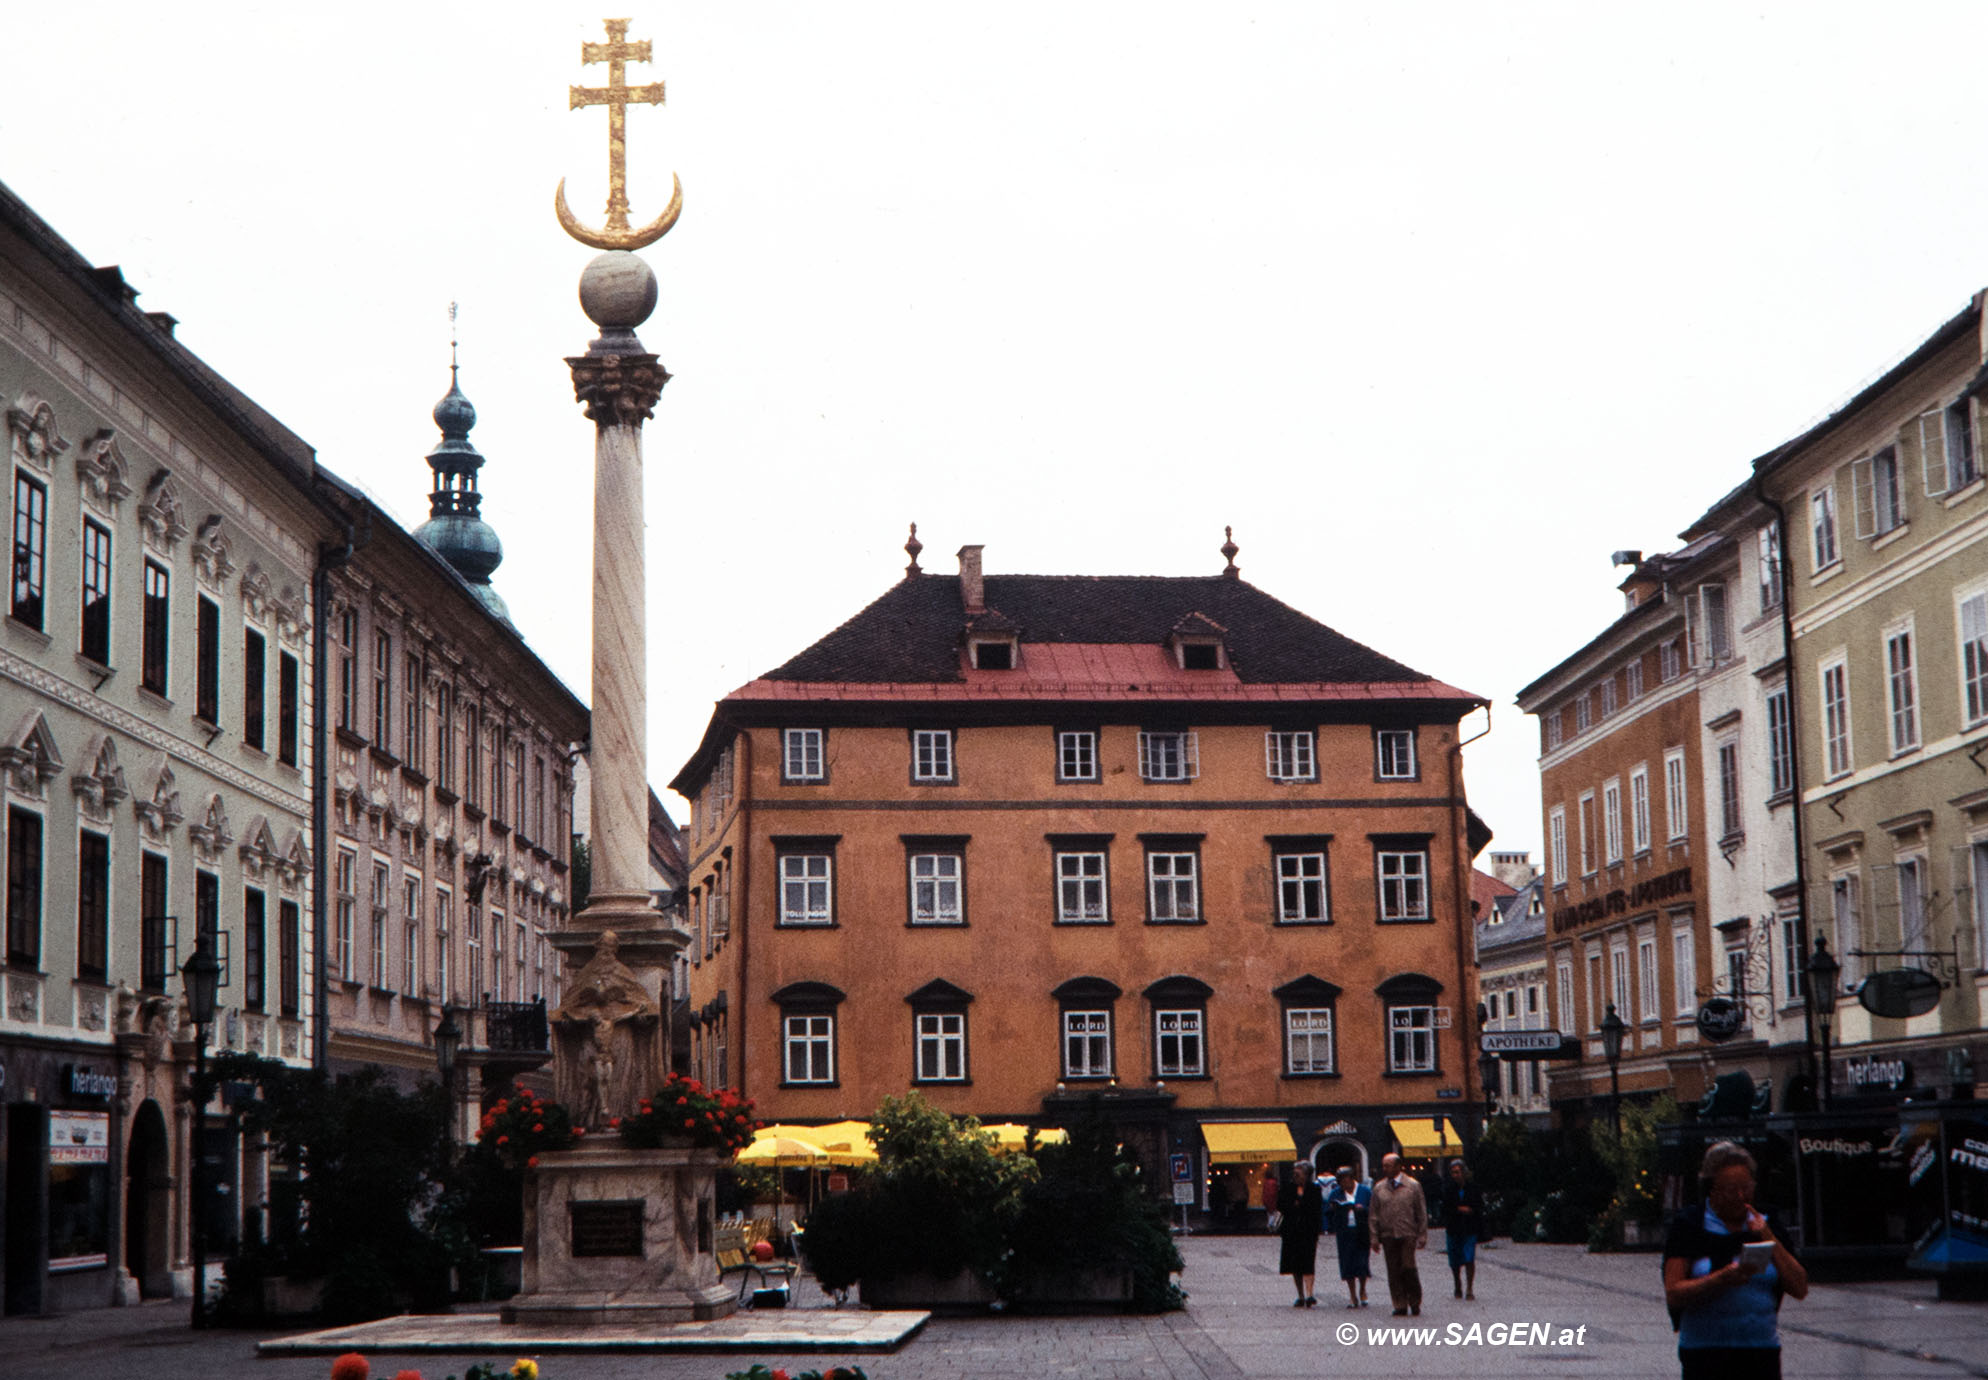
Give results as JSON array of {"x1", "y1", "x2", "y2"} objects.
[
  {"x1": 1920, "y1": 411, "x2": 1947, "y2": 496},
  {"x1": 1851, "y1": 458, "x2": 1875, "y2": 539},
  {"x1": 1264, "y1": 733, "x2": 1277, "y2": 778},
  {"x1": 1963, "y1": 592, "x2": 1988, "y2": 647},
  {"x1": 1955, "y1": 400, "x2": 1979, "y2": 486},
  {"x1": 1184, "y1": 732, "x2": 1200, "y2": 779},
  {"x1": 1137, "y1": 732, "x2": 1152, "y2": 778}
]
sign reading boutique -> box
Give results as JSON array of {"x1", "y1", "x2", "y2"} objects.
[{"x1": 1552, "y1": 866, "x2": 1693, "y2": 934}]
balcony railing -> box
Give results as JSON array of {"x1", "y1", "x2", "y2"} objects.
[{"x1": 480, "y1": 996, "x2": 548, "y2": 1053}]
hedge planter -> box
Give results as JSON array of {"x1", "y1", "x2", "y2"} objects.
[
  {"x1": 1008, "y1": 1266, "x2": 1135, "y2": 1311},
  {"x1": 857, "y1": 1268, "x2": 998, "y2": 1311}
]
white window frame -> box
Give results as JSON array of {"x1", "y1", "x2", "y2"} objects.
[
  {"x1": 1155, "y1": 1008, "x2": 1205, "y2": 1077},
  {"x1": 370, "y1": 859, "x2": 390, "y2": 989},
  {"x1": 1959, "y1": 587, "x2": 1988, "y2": 727},
  {"x1": 1812, "y1": 485, "x2": 1840, "y2": 570},
  {"x1": 912, "y1": 729, "x2": 955, "y2": 782},
  {"x1": 1672, "y1": 923, "x2": 1697, "y2": 1018},
  {"x1": 1664, "y1": 748, "x2": 1688, "y2": 842},
  {"x1": 1146, "y1": 850, "x2": 1200, "y2": 921},
  {"x1": 1548, "y1": 806, "x2": 1568, "y2": 886},
  {"x1": 1138, "y1": 731, "x2": 1199, "y2": 782},
  {"x1": 782, "y1": 1013, "x2": 836, "y2": 1084},
  {"x1": 1387, "y1": 1005, "x2": 1437, "y2": 1073},
  {"x1": 1285, "y1": 1006, "x2": 1335, "y2": 1075},
  {"x1": 1610, "y1": 941, "x2": 1632, "y2": 1021},
  {"x1": 1578, "y1": 790, "x2": 1595, "y2": 876},
  {"x1": 1779, "y1": 910, "x2": 1805, "y2": 1004},
  {"x1": 1626, "y1": 660, "x2": 1644, "y2": 701},
  {"x1": 1717, "y1": 739, "x2": 1741, "y2": 840},
  {"x1": 1061, "y1": 1008, "x2": 1112, "y2": 1079},
  {"x1": 1766, "y1": 688, "x2": 1793, "y2": 797},
  {"x1": 1697, "y1": 582, "x2": 1731, "y2": 665},
  {"x1": 914, "y1": 1011, "x2": 966, "y2": 1082},
  {"x1": 403, "y1": 875, "x2": 422, "y2": 994},
  {"x1": 1898, "y1": 854, "x2": 1928, "y2": 949},
  {"x1": 1585, "y1": 946, "x2": 1603, "y2": 1032},
  {"x1": 1947, "y1": 399, "x2": 1978, "y2": 492},
  {"x1": 1377, "y1": 849, "x2": 1429, "y2": 920},
  {"x1": 1574, "y1": 695, "x2": 1591, "y2": 733},
  {"x1": 1600, "y1": 679, "x2": 1618, "y2": 718},
  {"x1": 1376, "y1": 729, "x2": 1417, "y2": 780},
  {"x1": 1758, "y1": 523, "x2": 1783, "y2": 612},
  {"x1": 1638, "y1": 935, "x2": 1658, "y2": 1023},
  {"x1": 1055, "y1": 850, "x2": 1108, "y2": 923},
  {"x1": 1275, "y1": 850, "x2": 1329, "y2": 923},
  {"x1": 908, "y1": 851, "x2": 964, "y2": 925},
  {"x1": 1057, "y1": 730, "x2": 1099, "y2": 782},
  {"x1": 1886, "y1": 622, "x2": 1919, "y2": 755},
  {"x1": 778, "y1": 852, "x2": 834, "y2": 925},
  {"x1": 334, "y1": 848, "x2": 356, "y2": 981},
  {"x1": 1660, "y1": 639, "x2": 1682, "y2": 683},
  {"x1": 1852, "y1": 447, "x2": 1905, "y2": 537},
  {"x1": 1556, "y1": 958, "x2": 1575, "y2": 1032},
  {"x1": 1831, "y1": 872, "x2": 1862, "y2": 988},
  {"x1": 782, "y1": 728, "x2": 825, "y2": 782},
  {"x1": 435, "y1": 887, "x2": 452, "y2": 1003},
  {"x1": 1266, "y1": 730, "x2": 1316, "y2": 782},
  {"x1": 1821, "y1": 654, "x2": 1853, "y2": 779},
  {"x1": 1546, "y1": 711, "x2": 1564, "y2": 750},
  {"x1": 1629, "y1": 766, "x2": 1651, "y2": 855},
  {"x1": 1602, "y1": 778, "x2": 1623, "y2": 865}
]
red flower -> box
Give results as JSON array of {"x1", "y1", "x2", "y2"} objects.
[
  {"x1": 771, "y1": 1370, "x2": 789, "y2": 1380},
  {"x1": 497, "y1": 1135, "x2": 510, "y2": 1146},
  {"x1": 528, "y1": 1155, "x2": 540, "y2": 1168},
  {"x1": 683, "y1": 1119, "x2": 696, "y2": 1129},
  {"x1": 609, "y1": 1117, "x2": 621, "y2": 1128},
  {"x1": 533, "y1": 1123, "x2": 545, "y2": 1133},
  {"x1": 393, "y1": 1371, "x2": 424, "y2": 1380},
  {"x1": 330, "y1": 1354, "x2": 370, "y2": 1380},
  {"x1": 573, "y1": 1127, "x2": 586, "y2": 1138}
]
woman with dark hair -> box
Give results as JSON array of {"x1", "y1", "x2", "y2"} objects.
[
  {"x1": 1661, "y1": 1141, "x2": 1809, "y2": 1379},
  {"x1": 1440, "y1": 1160, "x2": 1483, "y2": 1300},
  {"x1": 1326, "y1": 1164, "x2": 1372, "y2": 1308},
  {"x1": 1276, "y1": 1158, "x2": 1326, "y2": 1306}
]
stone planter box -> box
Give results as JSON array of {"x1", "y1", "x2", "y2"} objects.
[
  {"x1": 859, "y1": 1268, "x2": 998, "y2": 1311},
  {"x1": 1009, "y1": 1266, "x2": 1135, "y2": 1311},
  {"x1": 260, "y1": 1275, "x2": 325, "y2": 1317}
]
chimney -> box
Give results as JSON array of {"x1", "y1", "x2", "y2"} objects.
[{"x1": 957, "y1": 545, "x2": 985, "y2": 614}]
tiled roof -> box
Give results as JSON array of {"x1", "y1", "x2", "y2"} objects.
[{"x1": 757, "y1": 574, "x2": 1444, "y2": 689}]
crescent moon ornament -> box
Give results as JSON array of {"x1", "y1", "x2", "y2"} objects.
[
  {"x1": 556, "y1": 20, "x2": 682, "y2": 251},
  {"x1": 555, "y1": 172, "x2": 683, "y2": 252}
]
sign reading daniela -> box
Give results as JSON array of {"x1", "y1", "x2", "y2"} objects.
[{"x1": 1552, "y1": 865, "x2": 1693, "y2": 934}]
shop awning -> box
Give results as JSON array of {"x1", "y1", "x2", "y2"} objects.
[
  {"x1": 1387, "y1": 1117, "x2": 1465, "y2": 1158},
  {"x1": 1200, "y1": 1121, "x2": 1297, "y2": 1164}
]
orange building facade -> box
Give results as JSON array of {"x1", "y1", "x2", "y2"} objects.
[{"x1": 671, "y1": 542, "x2": 1489, "y2": 1205}]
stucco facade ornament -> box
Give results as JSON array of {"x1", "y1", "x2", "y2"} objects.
[
  {"x1": 192, "y1": 515, "x2": 237, "y2": 592},
  {"x1": 8, "y1": 975, "x2": 41, "y2": 1024},
  {"x1": 188, "y1": 793, "x2": 234, "y2": 862},
  {"x1": 137, "y1": 470, "x2": 188, "y2": 555},
  {"x1": 75, "y1": 430, "x2": 132, "y2": 516},
  {"x1": 114, "y1": 981, "x2": 141, "y2": 1034},
  {"x1": 7, "y1": 393, "x2": 68, "y2": 475},
  {"x1": 70, "y1": 734, "x2": 130, "y2": 824},
  {"x1": 568, "y1": 352, "x2": 669, "y2": 427},
  {"x1": 279, "y1": 832, "x2": 311, "y2": 893},
  {"x1": 551, "y1": 931, "x2": 662, "y2": 1128},
  {"x1": 273, "y1": 583, "x2": 308, "y2": 645},
  {"x1": 239, "y1": 562, "x2": 273, "y2": 624},
  {"x1": 238, "y1": 815, "x2": 281, "y2": 879},
  {"x1": 133, "y1": 760, "x2": 184, "y2": 839},
  {"x1": 77, "y1": 989, "x2": 109, "y2": 1032},
  {"x1": 0, "y1": 711, "x2": 64, "y2": 801}
]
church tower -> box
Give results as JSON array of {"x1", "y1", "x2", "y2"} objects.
[{"x1": 411, "y1": 360, "x2": 510, "y2": 621}]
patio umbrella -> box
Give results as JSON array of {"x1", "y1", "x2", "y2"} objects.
[
  {"x1": 982, "y1": 1123, "x2": 1068, "y2": 1154},
  {"x1": 737, "y1": 1134, "x2": 829, "y2": 1225},
  {"x1": 751, "y1": 1124, "x2": 825, "y2": 1143},
  {"x1": 813, "y1": 1119, "x2": 877, "y2": 1165}
]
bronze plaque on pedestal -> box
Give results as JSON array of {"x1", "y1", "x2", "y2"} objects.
[{"x1": 570, "y1": 1200, "x2": 645, "y2": 1257}]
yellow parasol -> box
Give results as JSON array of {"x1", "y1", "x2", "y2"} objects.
[
  {"x1": 812, "y1": 1119, "x2": 878, "y2": 1165},
  {"x1": 751, "y1": 1124, "x2": 825, "y2": 1143},
  {"x1": 737, "y1": 1134, "x2": 829, "y2": 1167},
  {"x1": 981, "y1": 1123, "x2": 1068, "y2": 1154}
]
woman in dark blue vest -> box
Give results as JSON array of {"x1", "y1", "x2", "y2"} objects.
[
  {"x1": 1326, "y1": 1164, "x2": 1372, "y2": 1308},
  {"x1": 1661, "y1": 1141, "x2": 1809, "y2": 1379}
]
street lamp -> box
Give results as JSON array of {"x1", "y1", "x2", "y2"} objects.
[
  {"x1": 1599, "y1": 1003, "x2": 1627, "y2": 1143},
  {"x1": 1805, "y1": 937, "x2": 1842, "y2": 1112},
  {"x1": 1477, "y1": 1051, "x2": 1500, "y2": 1124},
  {"x1": 180, "y1": 933, "x2": 221, "y2": 1329},
  {"x1": 434, "y1": 1006, "x2": 463, "y2": 1160}
]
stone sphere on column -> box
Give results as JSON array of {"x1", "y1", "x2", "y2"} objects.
[{"x1": 578, "y1": 251, "x2": 659, "y2": 330}]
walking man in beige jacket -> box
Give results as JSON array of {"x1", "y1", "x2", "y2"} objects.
[{"x1": 1370, "y1": 1153, "x2": 1429, "y2": 1316}]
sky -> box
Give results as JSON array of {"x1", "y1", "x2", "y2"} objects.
[{"x1": 8, "y1": 2, "x2": 1988, "y2": 862}]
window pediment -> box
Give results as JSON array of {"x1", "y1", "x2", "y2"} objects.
[
  {"x1": 1375, "y1": 972, "x2": 1444, "y2": 1001},
  {"x1": 770, "y1": 980, "x2": 845, "y2": 1008},
  {"x1": 906, "y1": 978, "x2": 974, "y2": 1008},
  {"x1": 1273, "y1": 974, "x2": 1343, "y2": 1005},
  {"x1": 1051, "y1": 975, "x2": 1122, "y2": 1004}
]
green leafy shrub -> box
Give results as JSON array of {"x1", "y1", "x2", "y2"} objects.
[{"x1": 1001, "y1": 1115, "x2": 1184, "y2": 1312}]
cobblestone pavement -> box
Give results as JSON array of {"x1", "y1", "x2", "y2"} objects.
[{"x1": 3, "y1": 1236, "x2": 1986, "y2": 1380}]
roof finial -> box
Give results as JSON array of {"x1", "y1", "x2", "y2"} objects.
[
  {"x1": 905, "y1": 521, "x2": 924, "y2": 578},
  {"x1": 1220, "y1": 525, "x2": 1240, "y2": 579},
  {"x1": 449, "y1": 300, "x2": 459, "y2": 379}
]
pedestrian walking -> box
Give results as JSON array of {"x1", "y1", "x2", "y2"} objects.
[
  {"x1": 1276, "y1": 1157, "x2": 1326, "y2": 1306},
  {"x1": 1441, "y1": 1159, "x2": 1483, "y2": 1300},
  {"x1": 1370, "y1": 1151, "x2": 1428, "y2": 1316},
  {"x1": 1325, "y1": 1164, "x2": 1371, "y2": 1308},
  {"x1": 1261, "y1": 1165, "x2": 1282, "y2": 1232},
  {"x1": 1661, "y1": 1140, "x2": 1809, "y2": 1380}
]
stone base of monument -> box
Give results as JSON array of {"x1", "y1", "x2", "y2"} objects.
[{"x1": 501, "y1": 1138, "x2": 737, "y2": 1326}]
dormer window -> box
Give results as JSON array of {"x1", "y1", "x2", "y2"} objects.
[
  {"x1": 969, "y1": 637, "x2": 1017, "y2": 670},
  {"x1": 1166, "y1": 612, "x2": 1228, "y2": 670},
  {"x1": 1180, "y1": 642, "x2": 1220, "y2": 670}
]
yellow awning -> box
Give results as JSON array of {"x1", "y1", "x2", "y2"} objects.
[
  {"x1": 1388, "y1": 1117, "x2": 1465, "y2": 1158},
  {"x1": 1200, "y1": 1121, "x2": 1297, "y2": 1164}
]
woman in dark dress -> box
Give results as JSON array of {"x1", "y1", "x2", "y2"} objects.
[
  {"x1": 1441, "y1": 1160, "x2": 1484, "y2": 1300},
  {"x1": 1327, "y1": 1164, "x2": 1372, "y2": 1308},
  {"x1": 1276, "y1": 1158, "x2": 1326, "y2": 1306}
]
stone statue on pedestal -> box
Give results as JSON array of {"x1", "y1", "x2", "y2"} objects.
[{"x1": 550, "y1": 931, "x2": 661, "y2": 1128}]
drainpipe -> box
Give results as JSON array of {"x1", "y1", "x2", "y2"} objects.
[
  {"x1": 1448, "y1": 702, "x2": 1494, "y2": 1118},
  {"x1": 310, "y1": 502, "x2": 369, "y2": 1070},
  {"x1": 730, "y1": 726, "x2": 751, "y2": 1098},
  {"x1": 1750, "y1": 468, "x2": 1811, "y2": 1095}
]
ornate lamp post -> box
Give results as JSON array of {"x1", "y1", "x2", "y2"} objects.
[
  {"x1": 180, "y1": 934, "x2": 221, "y2": 1329},
  {"x1": 1477, "y1": 1051, "x2": 1500, "y2": 1123},
  {"x1": 434, "y1": 1006, "x2": 463, "y2": 1160},
  {"x1": 1805, "y1": 937, "x2": 1842, "y2": 1112},
  {"x1": 1599, "y1": 1003, "x2": 1627, "y2": 1143}
]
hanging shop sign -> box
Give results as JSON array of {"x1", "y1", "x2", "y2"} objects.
[
  {"x1": 1696, "y1": 997, "x2": 1744, "y2": 1043},
  {"x1": 1480, "y1": 1030, "x2": 1579, "y2": 1059},
  {"x1": 1857, "y1": 969, "x2": 1943, "y2": 1020}
]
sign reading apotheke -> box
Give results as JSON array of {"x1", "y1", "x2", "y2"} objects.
[{"x1": 1479, "y1": 1031, "x2": 1578, "y2": 1059}]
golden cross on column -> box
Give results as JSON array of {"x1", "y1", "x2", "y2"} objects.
[{"x1": 554, "y1": 17, "x2": 683, "y2": 251}]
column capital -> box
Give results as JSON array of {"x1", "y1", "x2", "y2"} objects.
[{"x1": 567, "y1": 352, "x2": 671, "y2": 427}]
